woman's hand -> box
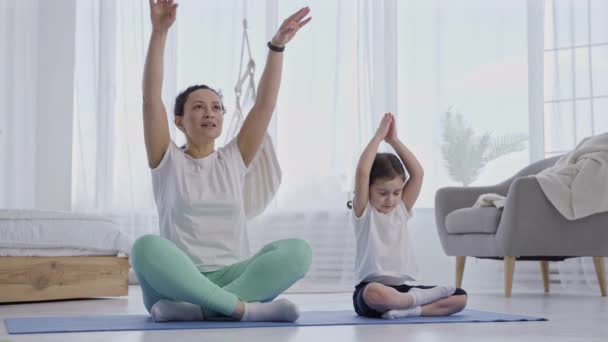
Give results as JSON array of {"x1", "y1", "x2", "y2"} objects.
[
  {"x1": 271, "y1": 7, "x2": 312, "y2": 47},
  {"x1": 149, "y1": 0, "x2": 178, "y2": 33}
]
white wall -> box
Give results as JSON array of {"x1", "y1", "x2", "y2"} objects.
[
  {"x1": 0, "y1": 0, "x2": 76, "y2": 210},
  {"x1": 0, "y1": 0, "x2": 38, "y2": 208},
  {"x1": 34, "y1": 0, "x2": 76, "y2": 210}
]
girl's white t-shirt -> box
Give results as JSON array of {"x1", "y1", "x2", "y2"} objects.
[
  {"x1": 352, "y1": 201, "x2": 418, "y2": 285},
  {"x1": 151, "y1": 139, "x2": 250, "y2": 272}
]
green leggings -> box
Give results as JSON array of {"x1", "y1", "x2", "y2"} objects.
[{"x1": 131, "y1": 234, "x2": 312, "y2": 317}]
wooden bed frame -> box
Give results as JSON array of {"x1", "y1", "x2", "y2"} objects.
[{"x1": 0, "y1": 256, "x2": 129, "y2": 303}]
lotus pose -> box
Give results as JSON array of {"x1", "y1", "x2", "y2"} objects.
[
  {"x1": 350, "y1": 113, "x2": 468, "y2": 319},
  {"x1": 131, "y1": 0, "x2": 313, "y2": 322}
]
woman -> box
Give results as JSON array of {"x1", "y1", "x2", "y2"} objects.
[{"x1": 131, "y1": 0, "x2": 313, "y2": 322}]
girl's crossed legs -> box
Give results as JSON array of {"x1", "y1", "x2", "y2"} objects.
[{"x1": 353, "y1": 282, "x2": 467, "y2": 318}]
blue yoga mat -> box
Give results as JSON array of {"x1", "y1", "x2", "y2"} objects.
[{"x1": 5, "y1": 309, "x2": 546, "y2": 334}]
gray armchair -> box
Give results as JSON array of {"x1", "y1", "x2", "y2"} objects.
[{"x1": 435, "y1": 156, "x2": 608, "y2": 297}]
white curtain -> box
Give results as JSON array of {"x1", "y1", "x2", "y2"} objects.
[
  {"x1": 249, "y1": 0, "x2": 400, "y2": 291},
  {"x1": 72, "y1": 0, "x2": 180, "y2": 237},
  {"x1": 70, "y1": 0, "x2": 538, "y2": 292},
  {"x1": 168, "y1": 0, "x2": 531, "y2": 291},
  {"x1": 70, "y1": 0, "x2": 401, "y2": 291},
  {"x1": 0, "y1": 0, "x2": 539, "y2": 293},
  {"x1": 542, "y1": 0, "x2": 608, "y2": 294},
  {"x1": 0, "y1": 0, "x2": 39, "y2": 209},
  {"x1": 0, "y1": 0, "x2": 597, "y2": 294}
]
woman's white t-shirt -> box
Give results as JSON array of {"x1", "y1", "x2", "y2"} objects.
[
  {"x1": 352, "y1": 201, "x2": 418, "y2": 285},
  {"x1": 151, "y1": 139, "x2": 250, "y2": 272}
]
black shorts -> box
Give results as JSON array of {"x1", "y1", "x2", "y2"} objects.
[{"x1": 352, "y1": 281, "x2": 468, "y2": 318}]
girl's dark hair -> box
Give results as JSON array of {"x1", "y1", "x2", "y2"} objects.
[
  {"x1": 174, "y1": 84, "x2": 226, "y2": 117},
  {"x1": 369, "y1": 153, "x2": 407, "y2": 185},
  {"x1": 346, "y1": 153, "x2": 407, "y2": 209}
]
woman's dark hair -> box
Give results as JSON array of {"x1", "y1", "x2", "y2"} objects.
[
  {"x1": 346, "y1": 153, "x2": 407, "y2": 209},
  {"x1": 174, "y1": 84, "x2": 226, "y2": 117}
]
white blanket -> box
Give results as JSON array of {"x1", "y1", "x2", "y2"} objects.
[
  {"x1": 473, "y1": 193, "x2": 507, "y2": 209},
  {"x1": 535, "y1": 133, "x2": 608, "y2": 220},
  {"x1": 242, "y1": 134, "x2": 282, "y2": 220}
]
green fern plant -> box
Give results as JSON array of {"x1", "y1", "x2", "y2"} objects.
[{"x1": 441, "y1": 108, "x2": 528, "y2": 186}]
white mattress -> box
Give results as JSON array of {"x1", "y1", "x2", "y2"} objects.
[
  {"x1": 0, "y1": 209, "x2": 133, "y2": 256},
  {"x1": 0, "y1": 248, "x2": 127, "y2": 257}
]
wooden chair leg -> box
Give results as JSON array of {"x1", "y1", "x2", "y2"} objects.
[
  {"x1": 455, "y1": 256, "x2": 466, "y2": 288},
  {"x1": 540, "y1": 260, "x2": 550, "y2": 293},
  {"x1": 504, "y1": 256, "x2": 516, "y2": 298},
  {"x1": 593, "y1": 257, "x2": 607, "y2": 297}
]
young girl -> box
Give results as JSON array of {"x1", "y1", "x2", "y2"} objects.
[
  {"x1": 131, "y1": 0, "x2": 313, "y2": 323},
  {"x1": 351, "y1": 113, "x2": 467, "y2": 319}
]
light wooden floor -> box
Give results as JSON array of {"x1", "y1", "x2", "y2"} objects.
[{"x1": 1, "y1": 286, "x2": 606, "y2": 342}]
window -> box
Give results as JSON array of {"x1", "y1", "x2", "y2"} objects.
[{"x1": 543, "y1": 0, "x2": 608, "y2": 157}]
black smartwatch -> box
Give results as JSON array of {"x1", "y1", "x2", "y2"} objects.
[{"x1": 267, "y1": 41, "x2": 285, "y2": 52}]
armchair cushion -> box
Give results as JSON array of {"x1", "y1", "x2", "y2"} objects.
[{"x1": 446, "y1": 207, "x2": 502, "y2": 234}]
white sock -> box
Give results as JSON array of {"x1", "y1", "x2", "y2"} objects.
[
  {"x1": 241, "y1": 298, "x2": 300, "y2": 322},
  {"x1": 150, "y1": 299, "x2": 204, "y2": 322},
  {"x1": 409, "y1": 286, "x2": 455, "y2": 307},
  {"x1": 381, "y1": 306, "x2": 422, "y2": 319}
]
